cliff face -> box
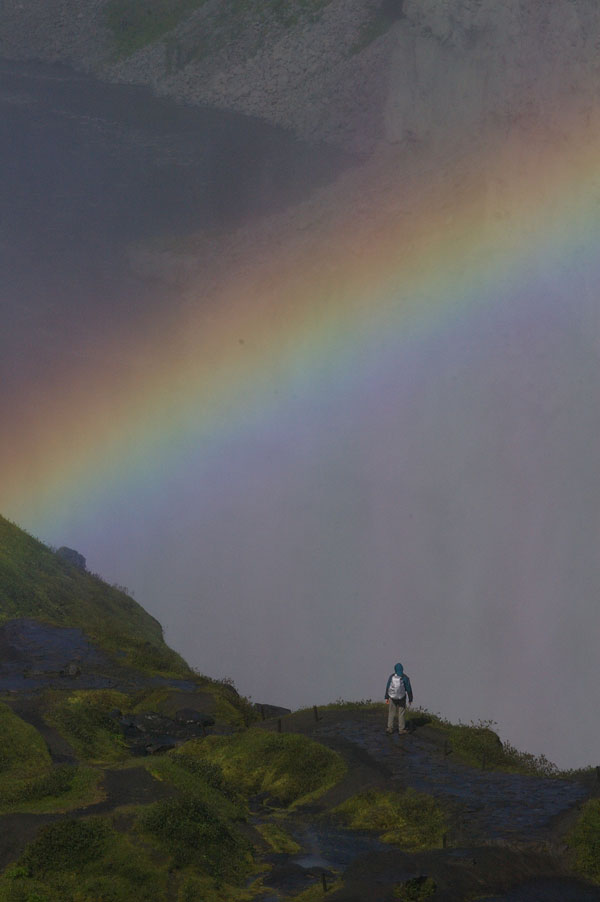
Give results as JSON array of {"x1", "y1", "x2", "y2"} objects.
[{"x1": 1, "y1": 0, "x2": 599, "y2": 155}]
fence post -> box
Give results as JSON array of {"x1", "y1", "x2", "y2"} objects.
[
  {"x1": 313, "y1": 705, "x2": 320, "y2": 722},
  {"x1": 277, "y1": 718, "x2": 282, "y2": 734}
]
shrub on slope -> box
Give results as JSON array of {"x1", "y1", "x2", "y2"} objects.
[{"x1": 176, "y1": 729, "x2": 346, "y2": 807}]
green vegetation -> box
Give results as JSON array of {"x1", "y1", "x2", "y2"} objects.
[
  {"x1": 105, "y1": 0, "x2": 208, "y2": 57},
  {"x1": 0, "y1": 703, "x2": 100, "y2": 815},
  {"x1": 0, "y1": 703, "x2": 51, "y2": 783},
  {"x1": 333, "y1": 789, "x2": 447, "y2": 850},
  {"x1": 130, "y1": 678, "x2": 257, "y2": 729},
  {"x1": 568, "y1": 798, "x2": 600, "y2": 883},
  {"x1": 0, "y1": 516, "x2": 191, "y2": 678},
  {"x1": 139, "y1": 748, "x2": 254, "y2": 894},
  {"x1": 146, "y1": 752, "x2": 243, "y2": 820},
  {"x1": 180, "y1": 729, "x2": 346, "y2": 807},
  {"x1": 22, "y1": 818, "x2": 111, "y2": 874},
  {"x1": 0, "y1": 816, "x2": 170, "y2": 902},
  {"x1": 44, "y1": 690, "x2": 129, "y2": 763},
  {"x1": 427, "y1": 715, "x2": 559, "y2": 776},
  {"x1": 141, "y1": 795, "x2": 251, "y2": 877},
  {"x1": 394, "y1": 876, "x2": 437, "y2": 900},
  {"x1": 255, "y1": 822, "x2": 301, "y2": 854},
  {"x1": 0, "y1": 763, "x2": 101, "y2": 814}
]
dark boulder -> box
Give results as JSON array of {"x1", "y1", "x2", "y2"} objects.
[
  {"x1": 56, "y1": 547, "x2": 87, "y2": 570},
  {"x1": 175, "y1": 708, "x2": 215, "y2": 727},
  {"x1": 60, "y1": 661, "x2": 81, "y2": 678}
]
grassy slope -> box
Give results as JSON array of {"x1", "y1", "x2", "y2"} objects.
[
  {"x1": 0, "y1": 515, "x2": 190, "y2": 677},
  {"x1": 0, "y1": 698, "x2": 598, "y2": 900}
]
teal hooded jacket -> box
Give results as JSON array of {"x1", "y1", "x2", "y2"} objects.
[{"x1": 384, "y1": 662, "x2": 413, "y2": 703}]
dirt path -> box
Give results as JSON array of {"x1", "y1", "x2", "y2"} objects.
[
  {"x1": 5, "y1": 695, "x2": 77, "y2": 763},
  {"x1": 314, "y1": 713, "x2": 586, "y2": 846},
  {"x1": 0, "y1": 766, "x2": 175, "y2": 871},
  {"x1": 253, "y1": 708, "x2": 600, "y2": 901}
]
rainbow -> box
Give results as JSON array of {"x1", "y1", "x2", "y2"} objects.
[{"x1": 3, "y1": 110, "x2": 600, "y2": 538}]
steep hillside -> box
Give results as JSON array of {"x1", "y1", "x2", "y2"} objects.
[
  {"x1": 0, "y1": 515, "x2": 189, "y2": 678},
  {"x1": 2, "y1": 0, "x2": 599, "y2": 154}
]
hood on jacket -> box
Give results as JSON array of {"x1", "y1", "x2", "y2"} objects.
[{"x1": 394, "y1": 663, "x2": 404, "y2": 676}]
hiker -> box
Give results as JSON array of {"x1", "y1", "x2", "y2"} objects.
[{"x1": 385, "y1": 662, "x2": 413, "y2": 734}]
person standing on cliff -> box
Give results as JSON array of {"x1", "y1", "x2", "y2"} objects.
[{"x1": 385, "y1": 662, "x2": 413, "y2": 734}]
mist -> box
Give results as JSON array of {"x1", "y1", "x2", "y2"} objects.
[{"x1": 3, "y1": 18, "x2": 600, "y2": 774}]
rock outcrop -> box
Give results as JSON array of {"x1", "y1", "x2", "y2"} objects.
[
  {"x1": 1, "y1": 0, "x2": 599, "y2": 154},
  {"x1": 56, "y1": 546, "x2": 86, "y2": 570}
]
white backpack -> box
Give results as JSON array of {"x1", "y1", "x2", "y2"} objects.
[{"x1": 388, "y1": 674, "x2": 406, "y2": 700}]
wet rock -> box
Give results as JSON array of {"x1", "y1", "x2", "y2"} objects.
[
  {"x1": 60, "y1": 661, "x2": 81, "y2": 678},
  {"x1": 145, "y1": 736, "x2": 179, "y2": 755},
  {"x1": 175, "y1": 708, "x2": 215, "y2": 727},
  {"x1": 115, "y1": 708, "x2": 213, "y2": 754}
]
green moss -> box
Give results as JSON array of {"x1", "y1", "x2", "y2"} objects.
[
  {"x1": 0, "y1": 816, "x2": 171, "y2": 901},
  {"x1": 175, "y1": 873, "x2": 259, "y2": 902},
  {"x1": 394, "y1": 876, "x2": 437, "y2": 900},
  {"x1": 182, "y1": 729, "x2": 346, "y2": 807},
  {"x1": 256, "y1": 822, "x2": 301, "y2": 854},
  {"x1": 568, "y1": 798, "x2": 600, "y2": 883},
  {"x1": 0, "y1": 703, "x2": 51, "y2": 784},
  {"x1": 22, "y1": 818, "x2": 111, "y2": 874},
  {"x1": 44, "y1": 690, "x2": 129, "y2": 763},
  {"x1": 140, "y1": 795, "x2": 252, "y2": 879},
  {"x1": 0, "y1": 764, "x2": 102, "y2": 814},
  {"x1": 0, "y1": 707, "x2": 99, "y2": 814},
  {"x1": 333, "y1": 789, "x2": 446, "y2": 850},
  {"x1": 144, "y1": 752, "x2": 244, "y2": 821}
]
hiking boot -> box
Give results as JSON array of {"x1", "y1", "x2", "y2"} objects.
[{"x1": 385, "y1": 729, "x2": 393, "y2": 734}]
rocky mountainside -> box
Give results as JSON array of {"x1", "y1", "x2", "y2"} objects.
[
  {"x1": 2, "y1": 0, "x2": 600, "y2": 154},
  {"x1": 1, "y1": 516, "x2": 600, "y2": 900}
]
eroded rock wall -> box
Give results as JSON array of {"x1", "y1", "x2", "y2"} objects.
[{"x1": 1, "y1": 1, "x2": 599, "y2": 154}]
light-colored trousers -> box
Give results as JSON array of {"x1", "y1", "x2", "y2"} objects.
[{"x1": 387, "y1": 697, "x2": 406, "y2": 732}]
